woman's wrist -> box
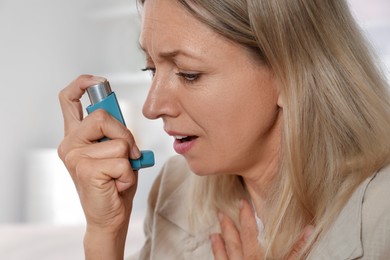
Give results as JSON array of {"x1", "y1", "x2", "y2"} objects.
[{"x1": 84, "y1": 224, "x2": 129, "y2": 260}]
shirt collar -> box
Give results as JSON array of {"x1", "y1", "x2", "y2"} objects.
[
  {"x1": 157, "y1": 172, "x2": 218, "y2": 236},
  {"x1": 307, "y1": 173, "x2": 377, "y2": 259}
]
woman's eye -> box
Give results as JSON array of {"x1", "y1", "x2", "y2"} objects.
[
  {"x1": 141, "y1": 67, "x2": 156, "y2": 77},
  {"x1": 176, "y1": 72, "x2": 200, "y2": 83}
]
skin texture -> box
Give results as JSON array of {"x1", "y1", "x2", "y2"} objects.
[
  {"x1": 141, "y1": 0, "x2": 281, "y2": 177},
  {"x1": 58, "y1": 75, "x2": 140, "y2": 260},
  {"x1": 210, "y1": 200, "x2": 313, "y2": 260},
  {"x1": 140, "y1": 0, "x2": 282, "y2": 221},
  {"x1": 58, "y1": 0, "x2": 310, "y2": 259},
  {"x1": 139, "y1": 0, "x2": 312, "y2": 258}
]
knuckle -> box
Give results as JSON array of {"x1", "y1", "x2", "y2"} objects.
[
  {"x1": 58, "y1": 88, "x2": 65, "y2": 101},
  {"x1": 63, "y1": 148, "x2": 81, "y2": 172},
  {"x1": 122, "y1": 128, "x2": 134, "y2": 141},
  {"x1": 91, "y1": 109, "x2": 109, "y2": 122},
  {"x1": 57, "y1": 141, "x2": 66, "y2": 161},
  {"x1": 75, "y1": 74, "x2": 91, "y2": 83},
  {"x1": 75, "y1": 158, "x2": 93, "y2": 182},
  {"x1": 114, "y1": 139, "x2": 131, "y2": 157},
  {"x1": 229, "y1": 241, "x2": 241, "y2": 251},
  {"x1": 121, "y1": 159, "x2": 132, "y2": 172},
  {"x1": 117, "y1": 159, "x2": 135, "y2": 182}
]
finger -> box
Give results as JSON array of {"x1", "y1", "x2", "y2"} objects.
[
  {"x1": 287, "y1": 225, "x2": 314, "y2": 260},
  {"x1": 120, "y1": 171, "x2": 138, "y2": 199},
  {"x1": 70, "y1": 138, "x2": 133, "y2": 160},
  {"x1": 59, "y1": 75, "x2": 107, "y2": 136},
  {"x1": 67, "y1": 109, "x2": 141, "y2": 159},
  {"x1": 239, "y1": 200, "x2": 263, "y2": 259},
  {"x1": 218, "y1": 212, "x2": 243, "y2": 260},
  {"x1": 76, "y1": 157, "x2": 136, "y2": 193},
  {"x1": 210, "y1": 233, "x2": 228, "y2": 260},
  {"x1": 62, "y1": 139, "x2": 133, "y2": 176}
]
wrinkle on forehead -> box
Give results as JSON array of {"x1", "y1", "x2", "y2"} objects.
[{"x1": 138, "y1": 0, "x2": 224, "y2": 62}]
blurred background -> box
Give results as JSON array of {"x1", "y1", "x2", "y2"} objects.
[{"x1": 0, "y1": 0, "x2": 389, "y2": 259}]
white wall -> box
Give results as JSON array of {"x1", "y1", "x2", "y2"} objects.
[
  {"x1": 0, "y1": 0, "x2": 174, "y2": 223},
  {"x1": 0, "y1": 0, "x2": 389, "y2": 224}
]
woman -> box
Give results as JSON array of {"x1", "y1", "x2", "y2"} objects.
[{"x1": 58, "y1": 0, "x2": 390, "y2": 259}]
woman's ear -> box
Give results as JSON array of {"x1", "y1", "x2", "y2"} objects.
[{"x1": 273, "y1": 76, "x2": 283, "y2": 108}]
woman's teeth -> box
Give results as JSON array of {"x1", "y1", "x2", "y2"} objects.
[
  {"x1": 174, "y1": 135, "x2": 196, "y2": 143},
  {"x1": 174, "y1": 135, "x2": 188, "y2": 140}
]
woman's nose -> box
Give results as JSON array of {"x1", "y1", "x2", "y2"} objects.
[{"x1": 142, "y1": 77, "x2": 179, "y2": 120}]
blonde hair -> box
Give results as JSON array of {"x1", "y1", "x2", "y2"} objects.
[{"x1": 139, "y1": 0, "x2": 390, "y2": 258}]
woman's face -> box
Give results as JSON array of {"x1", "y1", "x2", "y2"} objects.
[{"x1": 140, "y1": 0, "x2": 282, "y2": 176}]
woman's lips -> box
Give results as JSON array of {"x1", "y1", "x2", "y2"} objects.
[{"x1": 173, "y1": 135, "x2": 198, "y2": 154}]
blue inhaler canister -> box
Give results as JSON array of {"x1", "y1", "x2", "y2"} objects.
[{"x1": 86, "y1": 81, "x2": 155, "y2": 170}]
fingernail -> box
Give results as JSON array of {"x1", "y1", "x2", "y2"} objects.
[
  {"x1": 239, "y1": 199, "x2": 244, "y2": 209},
  {"x1": 91, "y1": 75, "x2": 107, "y2": 83},
  {"x1": 132, "y1": 145, "x2": 141, "y2": 159},
  {"x1": 303, "y1": 225, "x2": 314, "y2": 240}
]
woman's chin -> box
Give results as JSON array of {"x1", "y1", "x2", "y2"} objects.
[
  {"x1": 186, "y1": 161, "x2": 214, "y2": 176},
  {"x1": 186, "y1": 160, "x2": 225, "y2": 177}
]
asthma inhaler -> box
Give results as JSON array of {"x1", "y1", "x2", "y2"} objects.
[{"x1": 86, "y1": 80, "x2": 155, "y2": 170}]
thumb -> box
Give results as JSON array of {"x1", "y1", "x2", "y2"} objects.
[{"x1": 114, "y1": 168, "x2": 138, "y2": 194}]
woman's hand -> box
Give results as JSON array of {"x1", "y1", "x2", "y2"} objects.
[
  {"x1": 57, "y1": 75, "x2": 141, "y2": 259},
  {"x1": 210, "y1": 200, "x2": 313, "y2": 260}
]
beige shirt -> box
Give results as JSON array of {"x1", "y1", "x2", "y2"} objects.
[{"x1": 129, "y1": 156, "x2": 390, "y2": 260}]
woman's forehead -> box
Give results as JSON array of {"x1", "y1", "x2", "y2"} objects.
[{"x1": 139, "y1": 0, "x2": 222, "y2": 58}]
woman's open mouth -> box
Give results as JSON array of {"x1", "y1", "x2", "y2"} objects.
[
  {"x1": 174, "y1": 135, "x2": 198, "y2": 143},
  {"x1": 173, "y1": 135, "x2": 198, "y2": 154}
]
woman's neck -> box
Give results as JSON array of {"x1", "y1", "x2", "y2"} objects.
[
  {"x1": 242, "y1": 154, "x2": 278, "y2": 222},
  {"x1": 242, "y1": 112, "x2": 282, "y2": 222}
]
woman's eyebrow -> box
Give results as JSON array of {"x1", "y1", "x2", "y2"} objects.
[{"x1": 138, "y1": 42, "x2": 203, "y2": 61}]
